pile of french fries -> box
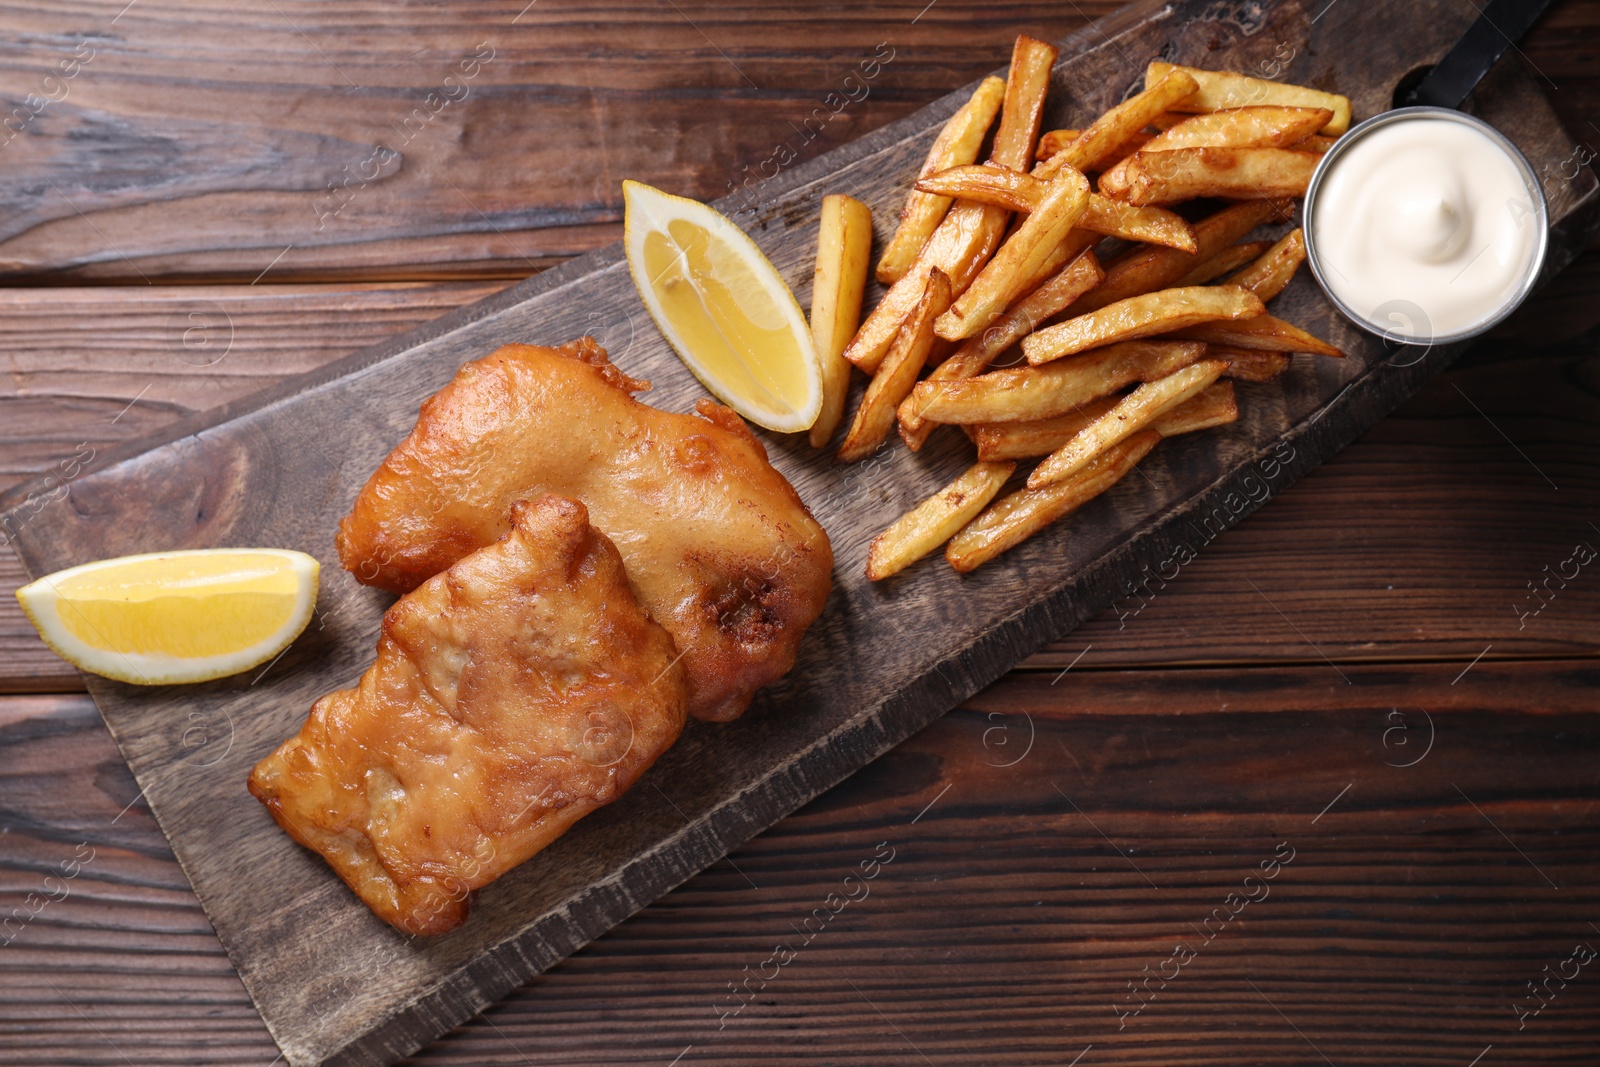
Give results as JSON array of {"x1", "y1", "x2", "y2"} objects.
[{"x1": 804, "y1": 36, "x2": 1350, "y2": 579}]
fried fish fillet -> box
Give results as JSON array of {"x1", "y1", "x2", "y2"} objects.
[
  {"x1": 250, "y1": 494, "x2": 688, "y2": 936},
  {"x1": 336, "y1": 338, "x2": 834, "y2": 723}
]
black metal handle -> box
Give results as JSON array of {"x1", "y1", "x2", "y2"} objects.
[{"x1": 1404, "y1": 0, "x2": 1558, "y2": 109}]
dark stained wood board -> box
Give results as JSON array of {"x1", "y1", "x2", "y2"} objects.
[
  {"x1": 0, "y1": 0, "x2": 1120, "y2": 284},
  {"x1": 4, "y1": 660, "x2": 1600, "y2": 1066},
  {"x1": 2, "y1": 2, "x2": 1597, "y2": 1065}
]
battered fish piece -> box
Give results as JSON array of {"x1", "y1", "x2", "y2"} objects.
[
  {"x1": 336, "y1": 338, "x2": 834, "y2": 723},
  {"x1": 250, "y1": 494, "x2": 688, "y2": 936}
]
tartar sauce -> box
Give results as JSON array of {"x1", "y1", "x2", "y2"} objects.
[{"x1": 1308, "y1": 113, "x2": 1540, "y2": 340}]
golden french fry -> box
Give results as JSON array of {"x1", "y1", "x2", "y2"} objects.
[
  {"x1": 1221, "y1": 227, "x2": 1305, "y2": 301},
  {"x1": 946, "y1": 431, "x2": 1161, "y2": 572},
  {"x1": 898, "y1": 249, "x2": 1103, "y2": 448},
  {"x1": 877, "y1": 76, "x2": 1007, "y2": 285},
  {"x1": 1042, "y1": 131, "x2": 1154, "y2": 177},
  {"x1": 916, "y1": 166, "x2": 1196, "y2": 252},
  {"x1": 838, "y1": 270, "x2": 952, "y2": 462},
  {"x1": 843, "y1": 36, "x2": 1055, "y2": 373},
  {"x1": 1080, "y1": 196, "x2": 1198, "y2": 253},
  {"x1": 1098, "y1": 105, "x2": 1330, "y2": 197},
  {"x1": 1214, "y1": 346, "x2": 1292, "y2": 381},
  {"x1": 866, "y1": 461, "x2": 1015, "y2": 580},
  {"x1": 973, "y1": 379, "x2": 1237, "y2": 460},
  {"x1": 1146, "y1": 61, "x2": 1351, "y2": 134},
  {"x1": 1289, "y1": 133, "x2": 1339, "y2": 154},
  {"x1": 1028, "y1": 358, "x2": 1228, "y2": 486},
  {"x1": 991, "y1": 35, "x2": 1059, "y2": 170},
  {"x1": 1074, "y1": 199, "x2": 1290, "y2": 313},
  {"x1": 1036, "y1": 129, "x2": 1080, "y2": 158},
  {"x1": 1169, "y1": 313, "x2": 1344, "y2": 357},
  {"x1": 971, "y1": 395, "x2": 1119, "y2": 461},
  {"x1": 844, "y1": 203, "x2": 1006, "y2": 374},
  {"x1": 1024, "y1": 285, "x2": 1264, "y2": 365},
  {"x1": 1038, "y1": 68, "x2": 1200, "y2": 177},
  {"x1": 917, "y1": 164, "x2": 1039, "y2": 212},
  {"x1": 808, "y1": 194, "x2": 874, "y2": 449},
  {"x1": 1114, "y1": 147, "x2": 1318, "y2": 205},
  {"x1": 1124, "y1": 104, "x2": 1329, "y2": 157},
  {"x1": 1154, "y1": 379, "x2": 1239, "y2": 435},
  {"x1": 1174, "y1": 240, "x2": 1271, "y2": 286},
  {"x1": 912, "y1": 339, "x2": 1205, "y2": 425},
  {"x1": 936, "y1": 168, "x2": 1090, "y2": 341}
]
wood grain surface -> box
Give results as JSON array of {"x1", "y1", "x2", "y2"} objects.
[
  {"x1": 1, "y1": 0, "x2": 1597, "y2": 1065},
  {"x1": 4, "y1": 660, "x2": 1598, "y2": 1065},
  {"x1": 0, "y1": 1, "x2": 1116, "y2": 283}
]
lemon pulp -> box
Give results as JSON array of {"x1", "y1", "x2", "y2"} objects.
[
  {"x1": 641, "y1": 220, "x2": 811, "y2": 416},
  {"x1": 17, "y1": 548, "x2": 319, "y2": 685},
  {"x1": 624, "y1": 180, "x2": 821, "y2": 432}
]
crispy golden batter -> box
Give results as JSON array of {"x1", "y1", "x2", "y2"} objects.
[
  {"x1": 251, "y1": 494, "x2": 687, "y2": 936},
  {"x1": 335, "y1": 338, "x2": 834, "y2": 723}
]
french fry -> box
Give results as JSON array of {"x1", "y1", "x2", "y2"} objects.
[
  {"x1": 808, "y1": 194, "x2": 874, "y2": 449},
  {"x1": 1024, "y1": 285, "x2": 1264, "y2": 365},
  {"x1": 1214, "y1": 346, "x2": 1292, "y2": 381},
  {"x1": 916, "y1": 165, "x2": 1196, "y2": 252},
  {"x1": 844, "y1": 203, "x2": 1007, "y2": 373},
  {"x1": 1113, "y1": 147, "x2": 1319, "y2": 205},
  {"x1": 973, "y1": 380, "x2": 1237, "y2": 461},
  {"x1": 1145, "y1": 105, "x2": 1332, "y2": 150},
  {"x1": 1073, "y1": 199, "x2": 1290, "y2": 313},
  {"x1": 1036, "y1": 129, "x2": 1080, "y2": 158},
  {"x1": 971, "y1": 394, "x2": 1119, "y2": 461},
  {"x1": 837, "y1": 269, "x2": 952, "y2": 462},
  {"x1": 1152, "y1": 378, "x2": 1239, "y2": 435},
  {"x1": 1169, "y1": 313, "x2": 1344, "y2": 357},
  {"x1": 1289, "y1": 133, "x2": 1339, "y2": 154},
  {"x1": 898, "y1": 249, "x2": 1103, "y2": 448},
  {"x1": 866, "y1": 461, "x2": 1015, "y2": 580},
  {"x1": 877, "y1": 76, "x2": 1007, "y2": 285},
  {"x1": 1080, "y1": 196, "x2": 1198, "y2": 253},
  {"x1": 1040, "y1": 130, "x2": 1154, "y2": 176},
  {"x1": 911, "y1": 339, "x2": 1205, "y2": 425},
  {"x1": 842, "y1": 36, "x2": 1055, "y2": 374},
  {"x1": 1027, "y1": 358, "x2": 1228, "y2": 486},
  {"x1": 1098, "y1": 105, "x2": 1330, "y2": 197},
  {"x1": 1174, "y1": 240, "x2": 1270, "y2": 286},
  {"x1": 1221, "y1": 227, "x2": 1305, "y2": 301},
  {"x1": 936, "y1": 167, "x2": 1090, "y2": 341},
  {"x1": 917, "y1": 164, "x2": 1042, "y2": 212},
  {"x1": 946, "y1": 431, "x2": 1160, "y2": 572},
  {"x1": 991, "y1": 36, "x2": 1059, "y2": 169},
  {"x1": 1146, "y1": 61, "x2": 1351, "y2": 135},
  {"x1": 1037, "y1": 67, "x2": 1200, "y2": 177}
]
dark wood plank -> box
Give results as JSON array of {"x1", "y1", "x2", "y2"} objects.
[
  {"x1": 0, "y1": 1, "x2": 1115, "y2": 283},
  {"x1": 3, "y1": 659, "x2": 1597, "y2": 1064},
  {"x1": 2, "y1": 3, "x2": 1597, "y2": 1062}
]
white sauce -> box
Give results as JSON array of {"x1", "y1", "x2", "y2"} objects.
[{"x1": 1310, "y1": 116, "x2": 1538, "y2": 339}]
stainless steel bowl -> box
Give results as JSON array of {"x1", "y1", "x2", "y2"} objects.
[{"x1": 1301, "y1": 105, "x2": 1548, "y2": 347}]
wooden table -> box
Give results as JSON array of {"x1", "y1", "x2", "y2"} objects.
[{"x1": 2, "y1": 2, "x2": 1597, "y2": 1063}]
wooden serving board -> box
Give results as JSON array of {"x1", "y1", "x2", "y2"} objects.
[{"x1": 3, "y1": 1, "x2": 1596, "y2": 1064}]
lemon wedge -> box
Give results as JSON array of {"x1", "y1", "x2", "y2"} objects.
[
  {"x1": 623, "y1": 179, "x2": 822, "y2": 432},
  {"x1": 16, "y1": 549, "x2": 320, "y2": 686}
]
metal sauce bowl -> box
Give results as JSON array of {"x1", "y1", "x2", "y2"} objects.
[{"x1": 1301, "y1": 105, "x2": 1549, "y2": 347}]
